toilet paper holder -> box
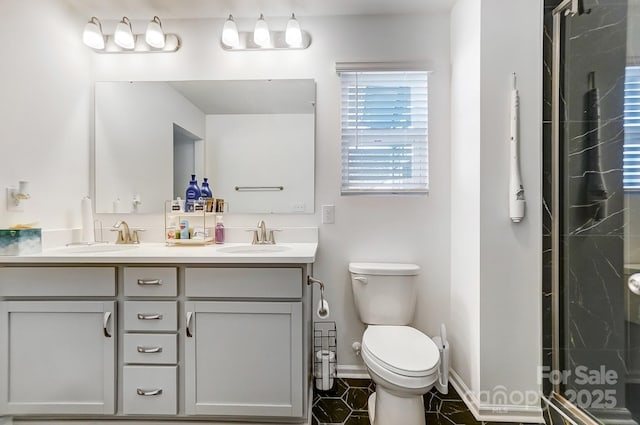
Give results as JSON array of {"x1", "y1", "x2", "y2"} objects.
[{"x1": 307, "y1": 276, "x2": 328, "y2": 317}]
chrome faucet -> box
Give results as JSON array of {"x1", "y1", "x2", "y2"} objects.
[
  {"x1": 249, "y1": 220, "x2": 279, "y2": 245},
  {"x1": 112, "y1": 220, "x2": 142, "y2": 244}
]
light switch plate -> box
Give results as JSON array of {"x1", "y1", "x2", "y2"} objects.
[{"x1": 322, "y1": 205, "x2": 335, "y2": 224}]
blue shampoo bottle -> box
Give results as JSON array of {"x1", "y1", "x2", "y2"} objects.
[{"x1": 185, "y1": 174, "x2": 201, "y2": 211}]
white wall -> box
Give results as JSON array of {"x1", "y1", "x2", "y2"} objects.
[
  {"x1": 0, "y1": 0, "x2": 92, "y2": 229},
  {"x1": 478, "y1": 0, "x2": 542, "y2": 412},
  {"x1": 450, "y1": 0, "x2": 543, "y2": 421},
  {"x1": 450, "y1": 0, "x2": 482, "y2": 399}
]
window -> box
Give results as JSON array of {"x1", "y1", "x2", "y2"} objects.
[
  {"x1": 339, "y1": 70, "x2": 429, "y2": 195},
  {"x1": 624, "y1": 65, "x2": 640, "y2": 190}
]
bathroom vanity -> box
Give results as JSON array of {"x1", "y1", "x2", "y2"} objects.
[{"x1": 0, "y1": 242, "x2": 317, "y2": 425}]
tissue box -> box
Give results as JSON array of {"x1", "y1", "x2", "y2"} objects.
[{"x1": 0, "y1": 228, "x2": 42, "y2": 256}]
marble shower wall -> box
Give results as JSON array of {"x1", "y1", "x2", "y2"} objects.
[{"x1": 542, "y1": 0, "x2": 630, "y2": 420}]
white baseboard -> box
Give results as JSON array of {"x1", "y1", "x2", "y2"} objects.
[
  {"x1": 449, "y1": 369, "x2": 545, "y2": 424},
  {"x1": 337, "y1": 364, "x2": 370, "y2": 379}
]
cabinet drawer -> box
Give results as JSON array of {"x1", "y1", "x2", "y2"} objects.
[
  {"x1": 123, "y1": 366, "x2": 177, "y2": 415},
  {"x1": 123, "y1": 267, "x2": 177, "y2": 297},
  {"x1": 185, "y1": 268, "x2": 302, "y2": 298},
  {"x1": 124, "y1": 334, "x2": 177, "y2": 364},
  {"x1": 0, "y1": 267, "x2": 115, "y2": 297},
  {"x1": 124, "y1": 301, "x2": 177, "y2": 331}
]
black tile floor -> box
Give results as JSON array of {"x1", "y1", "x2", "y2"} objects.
[{"x1": 312, "y1": 377, "x2": 540, "y2": 425}]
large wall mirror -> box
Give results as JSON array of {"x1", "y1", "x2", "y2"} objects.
[{"x1": 94, "y1": 79, "x2": 316, "y2": 214}]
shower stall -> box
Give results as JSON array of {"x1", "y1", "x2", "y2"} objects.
[{"x1": 546, "y1": 0, "x2": 640, "y2": 423}]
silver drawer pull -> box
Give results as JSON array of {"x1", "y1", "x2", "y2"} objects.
[
  {"x1": 137, "y1": 279, "x2": 162, "y2": 286},
  {"x1": 137, "y1": 388, "x2": 163, "y2": 396},
  {"x1": 137, "y1": 313, "x2": 163, "y2": 320},
  {"x1": 137, "y1": 345, "x2": 163, "y2": 354},
  {"x1": 186, "y1": 312, "x2": 193, "y2": 337},
  {"x1": 103, "y1": 312, "x2": 112, "y2": 338}
]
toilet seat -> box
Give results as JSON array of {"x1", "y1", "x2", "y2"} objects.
[{"x1": 362, "y1": 325, "x2": 439, "y2": 378}]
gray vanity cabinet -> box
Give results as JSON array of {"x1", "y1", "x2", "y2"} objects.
[
  {"x1": 183, "y1": 266, "x2": 305, "y2": 418},
  {"x1": 184, "y1": 301, "x2": 303, "y2": 417},
  {"x1": 0, "y1": 300, "x2": 116, "y2": 415},
  {"x1": 0, "y1": 266, "x2": 117, "y2": 416}
]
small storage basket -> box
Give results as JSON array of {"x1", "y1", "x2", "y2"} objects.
[{"x1": 313, "y1": 321, "x2": 337, "y2": 391}]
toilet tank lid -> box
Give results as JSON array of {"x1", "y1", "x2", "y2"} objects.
[{"x1": 349, "y1": 262, "x2": 421, "y2": 276}]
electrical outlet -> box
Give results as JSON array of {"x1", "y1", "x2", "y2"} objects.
[
  {"x1": 322, "y1": 205, "x2": 335, "y2": 224},
  {"x1": 292, "y1": 202, "x2": 305, "y2": 212}
]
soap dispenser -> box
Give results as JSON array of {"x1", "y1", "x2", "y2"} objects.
[{"x1": 185, "y1": 174, "x2": 201, "y2": 212}]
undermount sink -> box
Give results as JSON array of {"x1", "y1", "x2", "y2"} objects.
[
  {"x1": 53, "y1": 244, "x2": 140, "y2": 254},
  {"x1": 216, "y1": 244, "x2": 291, "y2": 254}
]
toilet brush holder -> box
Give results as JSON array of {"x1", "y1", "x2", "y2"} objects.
[{"x1": 313, "y1": 321, "x2": 337, "y2": 391}]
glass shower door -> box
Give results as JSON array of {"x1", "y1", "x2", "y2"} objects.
[{"x1": 551, "y1": 0, "x2": 640, "y2": 423}]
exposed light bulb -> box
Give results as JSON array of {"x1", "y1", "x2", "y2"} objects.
[
  {"x1": 285, "y1": 13, "x2": 302, "y2": 47},
  {"x1": 253, "y1": 14, "x2": 270, "y2": 47},
  {"x1": 221, "y1": 15, "x2": 239, "y2": 48},
  {"x1": 114, "y1": 16, "x2": 135, "y2": 49},
  {"x1": 83, "y1": 17, "x2": 105, "y2": 50},
  {"x1": 145, "y1": 16, "x2": 165, "y2": 49}
]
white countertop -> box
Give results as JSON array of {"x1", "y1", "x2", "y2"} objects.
[{"x1": 0, "y1": 242, "x2": 318, "y2": 264}]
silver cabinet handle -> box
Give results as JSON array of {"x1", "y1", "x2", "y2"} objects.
[
  {"x1": 186, "y1": 312, "x2": 193, "y2": 337},
  {"x1": 137, "y1": 313, "x2": 163, "y2": 320},
  {"x1": 137, "y1": 279, "x2": 162, "y2": 286},
  {"x1": 137, "y1": 346, "x2": 163, "y2": 354},
  {"x1": 103, "y1": 312, "x2": 112, "y2": 338},
  {"x1": 137, "y1": 388, "x2": 163, "y2": 396}
]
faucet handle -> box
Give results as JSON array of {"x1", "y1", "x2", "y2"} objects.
[
  {"x1": 267, "y1": 229, "x2": 281, "y2": 244},
  {"x1": 246, "y1": 229, "x2": 260, "y2": 244},
  {"x1": 131, "y1": 228, "x2": 145, "y2": 244}
]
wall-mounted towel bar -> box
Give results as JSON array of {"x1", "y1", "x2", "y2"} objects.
[{"x1": 234, "y1": 186, "x2": 284, "y2": 191}]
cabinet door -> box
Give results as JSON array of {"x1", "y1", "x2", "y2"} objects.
[
  {"x1": 185, "y1": 301, "x2": 303, "y2": 417},
  {"x1": 0, "y1": 301, "x2": 116, "y2": 415}
]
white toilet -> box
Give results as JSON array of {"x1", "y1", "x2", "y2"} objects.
[{"x1": 349, "y1": 262, "x2": 449, "y2": 425}]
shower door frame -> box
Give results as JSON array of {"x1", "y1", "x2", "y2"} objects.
[{"x1": 550, "y1": 0, "x2": 607, "y2": 423}]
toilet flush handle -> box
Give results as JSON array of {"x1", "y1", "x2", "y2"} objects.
[{"x1": 353, "y1": 276, "x2": 368, "y2": 284}]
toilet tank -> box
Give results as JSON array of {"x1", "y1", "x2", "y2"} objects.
[{"x1": 349, "y1": 262, "x2": 421, "y2": 325}]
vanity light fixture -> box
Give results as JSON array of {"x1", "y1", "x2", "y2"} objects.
[
  {"x1": 221, "y1": 15, "x2": 239, "y2": 48},
  {"x1": 145, "y1": 16, "x2": 165, "y2": 49},
  {"x1": 253, "y1": 14, "x2": 271, "y2": 47},
  {"x1": 114, "y1": 16, "x2": 135, "y2": 49},
  {"x1": 220, "y1": 13, "x2": 311, "y2": 51},
  {"x1": 82, "y1": 17, "x2": 105, "y2": 50},
  {"x1": 285, "y1": 13, "x2": 302, "y2": 47},
  {"x1": 82, "y1": 16, "x2": 181, "y2": 53}
]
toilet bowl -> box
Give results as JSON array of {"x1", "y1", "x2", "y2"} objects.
[
  {"x1": 362, "y1": 325, "x2": 440, "y2": 425},
  {"x1": 349, "y1": 262, "x2": 449, "y2": 425}
]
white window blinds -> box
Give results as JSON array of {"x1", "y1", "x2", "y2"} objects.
[
  {"x1": 624, "y1": 65, "x2": 640, "y2": 190},
  {"x1": 339, "y1": 70, "x2": 429, "y2": 195}
]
